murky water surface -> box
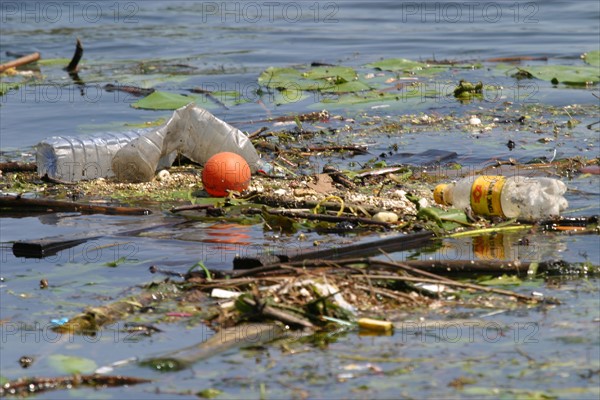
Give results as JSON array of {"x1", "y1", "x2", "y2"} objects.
[{"x1": 1, "y1": 1, "x2": 599, "y2": 398}]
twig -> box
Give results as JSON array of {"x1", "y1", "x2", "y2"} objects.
[
  {"x1": 104, "y1": 84, "x2": 155, "y2": 97},
  {"x1": 354, "y1": 283, "x2": 420, "y2": 304},
  {"x1": 241, "y1": 296, "x2": 315, "y2": 328},
  {"x1": 265, "y1": 208, "x2": 392, "y2": 228},
  {"x1": 248, "y1": 126, "x2": 269, "y2": 140},
  {"x1": 0, "y1": 374, "x2": 150, "y2": 397},
  {"x1": 0, "y1": 195, "x2": 151, "y2": 215},
  {"x1": 170, "y1": 204, "x2": 215, "y2": 213},
  {"x1": 357, "y1": 273, "x2": 552, "y2": 303},
  {"x1": 0, "y1": 51, "x2": 40, "y2": 73}
]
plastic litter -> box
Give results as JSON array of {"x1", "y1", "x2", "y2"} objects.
[
  {"x1": 36, "y1": 103, "x2": 265, "y2": 182},
  {"x1": 434, "y1": 175, "x2": 568, "y2": 219}
]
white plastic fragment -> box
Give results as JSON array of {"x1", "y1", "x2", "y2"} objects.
[
  {"x1": 372, "y1": 211, "x2": 399, "y2": 223},
  {"x1": 210, "y1": 288, "x2": 242, "y2": 299}
]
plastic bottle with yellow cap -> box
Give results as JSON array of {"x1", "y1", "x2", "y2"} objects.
[{"x1": 434, "y1": 175, "x2": 568, "y2": 220}]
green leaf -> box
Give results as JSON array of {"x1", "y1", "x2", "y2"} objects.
[
  {"x1": 131, "y1": 91, "x2": 196, "y2": 110},
  {"x1": 322, "y1": 80, "x2": 371, "y2": 93},
  {"x1": 302, "y1": 66, "x2": 358, "y2": 83},
  {"x1": 366, "y1": 58, "x2": 426, "y2": 72},
  {"x1": 0, "y1": 82, "x2": 22, "y2": 96},
  {"x1": 417, "y1": 207, "x2": 469, "y2": 230},
  {"x1": 105, "y1": 256, "x2": 128, "y2": 267},
  {"x1": 36, "y1": 58, "x2": 70, "y2": 67},
  {"x1": 514, "y1": 65, "x2": 599, "y2": 85},
  {"x1": 47, "y1": 354, "x2": 97, "y2": 375},
  {"x1": 583, "y1": 50, "x2": 600, "y2": 67},
  {"x1": 258, "y1": 66, "x2": 363, "y2": 93},
  {"x1": 196, "y1": 388, "x2": 224, "y2": 398}
]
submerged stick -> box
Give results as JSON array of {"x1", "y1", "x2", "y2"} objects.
[
  {"x1": 0, "y1": 374, "x2": 150, "y2": 397},
  {"x1": 0, "y1": 51, "x2": 40, "y2": 72},
  {"x1": 0, "y1": 195, "x2": 151, "y2": 215},
  {"x1": 140, "y1": 323, "x2": 287, "y2": 371}
]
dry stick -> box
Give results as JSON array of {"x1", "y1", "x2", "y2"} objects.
[
  {"x1": 0, "y1": 51, "x2": 40, "y2": 73},
  {"x1": 65, "y1": 38, "x2": 83, "y2": 73},
  {"x1": 248, "y1": 126, "x2": 269, "y2": 140},
  {"x1": 354, "y1": 283, "x2": 420, "y2": 304},
  {"x1": 251, "y1": 194, "x2": 385, "y2": 216},
  {"x1": 241, "y1": 296, "x2": 315, "y2": 328},
  {"x1": 357, "y1": 273, "x2": 548, "y2": 303},
  {"x1": 0, "y1": 195, "x2": 152, "y2": 215},
  {"x1": 373, "y1": 254, "x2": 463, "y2": 284},
  {"x1": 170, "y1": 204, "x2": 215, "y2": 213},
  {"x1": 266, "y1": 208, "x2": 392, "y2": 228},
  {"x1": 392, "y1": 259, "x2": 531, "y2": 275}
]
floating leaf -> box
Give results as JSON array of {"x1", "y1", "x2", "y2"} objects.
[
  {"x1": 0, "y1": 82, "x2": 22, "y2": 96},
  {"x1": 366, "y1": 58, "x2": 426, "y2": 72},
  {"x1": 322, "y1": 80, "x2": 371, "y2": 93},
  {"x1": 417, "y1": 207, "x2": 469, "y2": 231},
  {"x1": 262, "y1": 210, "x2": 298, "y2": 234},
  {"x1": 583, "y1": 50, "x2": 600, "y2": 67},
  {"x1": 302, "y1": 66, "x2": 358, "y2": 83},
  {"x1": 131, "y1": 91, "x2": 195, "y2": 110},
  {"x1": 513, "y1": 65, "x2": 599, "y2": 85},
  {"x1": 196, "y1": 388, "x2": 224, "y2": 398},
  {"x1": 258, "y1": 65, "x2": 363, "y2": 93},
  {"x1": 105, "y1": 256, "x2": 128, "y2": 267},
  {"x1": 47, "y1": 354, "x2": 97, "y2": 375},
  {"x1": 36, "y1": 58, "x2": 70, "y2": 67}
]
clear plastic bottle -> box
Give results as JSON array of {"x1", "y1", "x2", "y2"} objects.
[
  {"x1": 36, "y1": 130, "x2": 174, "y2": 182},
  {"x1": 434, "y1": 175, "x2": 568, "y2": 220}
]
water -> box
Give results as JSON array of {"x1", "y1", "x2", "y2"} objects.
[
  {"x1": 1, "y1": 0, "x2": 599, "y2": 149},
  {"x1": 1, "y1": 1, "x2": 599, "y2": 398}
]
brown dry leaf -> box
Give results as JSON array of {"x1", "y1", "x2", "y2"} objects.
[{"x1": 306, "y1": 174, "x2": 336, "y2": 194}]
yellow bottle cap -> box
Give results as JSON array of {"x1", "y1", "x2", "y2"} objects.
[{"x1": 433, "y1": 184, "x2": 448, "y2": 205}]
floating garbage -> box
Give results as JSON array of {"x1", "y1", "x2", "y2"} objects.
[
  {"x1": 434, "y1": 175, "x2": 569, "y2": 219},
  {"x1": 201, "y1": 152, "x2": 251, "y2": 197},
  {"x1": 36, "y1": 103, "x2": 263, "y2": 183}
]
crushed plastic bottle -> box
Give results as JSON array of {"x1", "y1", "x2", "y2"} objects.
[
  {"x1": 36, "y1": 103, "x2": 264, "y2": 183},
  {"x1": 434, "y1": 175, "x2": 568, "y2": 220},
  {"x1": 36, "y1": 130, "x2": 176, "y2": 182}
]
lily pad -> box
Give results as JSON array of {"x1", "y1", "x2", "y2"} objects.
[
  {"x1": 131, "y1": 91, "x2": 196, "y2": 110},
  {"x1": 583, "y1": 50, "x2": 600, "y2": 67},
  {"x1": 366, "y1": 58, "x2": 452, "y2": 77},
  {"x1": 366, "y1": 58, "x2": 426, "y2": 72},
  {"x1": 302, "y1": 66, "x2": 358, "y2": 83},
  {"x1": 47, "y1": 354, "x2": 97, "y2": 375},
  {"x1": 258, "y1": 65, "x2": 364, "y2": 93},
  {"x1": 513, "y1": 65, "x2": 599, "y2": 85}
]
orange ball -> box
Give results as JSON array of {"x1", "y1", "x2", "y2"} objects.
[{"x1": 202, "y1": 152, "x2": 251, "y2": 197}]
